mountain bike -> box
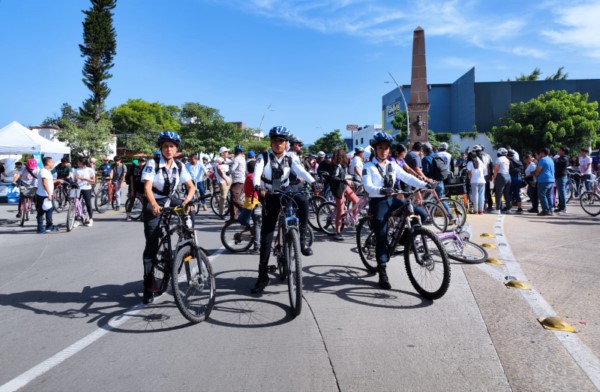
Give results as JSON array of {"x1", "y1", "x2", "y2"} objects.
[
  {"x1": 356, "y1": 189, "x2": 451, "y2": 300},
  {"x1": 66, "y1": 184, "x2": 89, "y2": 232},
  {"x1": 95, "y1": 181, "x2": 117, "y2": 213},
  {"x1": 579, "y1": 178, "x2": 600, "y2": 216},
  {"x1": 220, "y1": 207, "x2": 314, "y2": 253},
  {"x1": 152, "y1": 198, "x2": 215, "y2": 323},
  {"x1": 16, "y1": 183, "x2": 36, "y2": 226}
]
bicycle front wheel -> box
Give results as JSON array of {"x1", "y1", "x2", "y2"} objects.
[
  {"x1": 308, "y1": 195, "x2": 326, "y2": 231},
  {"x1": 171, "y1": 245, "x2": 215, "y2": 323},
  {"x1": 285, "y1": 228, "x2": 303, "y2": 317},
  {"x1": 580, "y1": 191, "x2": 600, "y2": 216},
  {"x1": 127, "y1": 196, "x2": 143, "y2": 220},
  {"x1": 95, "y1": 189, "x2": 109, "y2": 213},
  {"x1": 441, "y1": 238, "x2": 488, "y2": 264},
  {"x1": 53, "y1": 189, "x2": 65, "y2": 213},
  {"x1": 210, "y1": 193, "x2": 229, "y2": 219},
  {"x1": 221, "y1": 220, "x2": 254, "y2": 253},
  {"x1": 303, "y1": 225, "x2": 314, "y2": 248},
  {"x1": 423, "y1": 201, "x2": 448, "y2": 233},
  {"x1": 316, "y1": 201, "x2": 340, "y2": 235},
  {"x1": 19, "y1": 200, "x2": 26, "y2": 226},
  {"x1": 356, "y1": 217, "x2": 377, "y2": 273},
  {"x1": 404, "y1": 226, "x2": 450, "y2": 300},
  {"x1": 66, "y1": 201, "x2": 76, "y2": 232}
]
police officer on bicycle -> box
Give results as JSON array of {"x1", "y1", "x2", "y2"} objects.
[
  {"x1": 251, "y1": 126, "x2": 316, "y2": 294},
  {"x1": 363, "y1": 132, "x2": 432, "y2": 290},
  {"x1": 141, "y1": 131, "x2": 196, "y2": 304}
]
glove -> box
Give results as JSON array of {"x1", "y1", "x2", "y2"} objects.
[{"x1": 380, "y1": 187, "x2": 394, "y2": 195}]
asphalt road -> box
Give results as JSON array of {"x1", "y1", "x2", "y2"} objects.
[{"x1": 0, "y1": 193, "x2": 599, "y2": 392}]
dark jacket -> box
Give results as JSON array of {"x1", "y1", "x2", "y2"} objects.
[{"x1": 554, "y1": 155, "x2": 569, "y2": 179}]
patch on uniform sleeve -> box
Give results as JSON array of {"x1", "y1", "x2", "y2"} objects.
[{"x1": 144, "y1": 165, "x2": 153, "y2": 173}]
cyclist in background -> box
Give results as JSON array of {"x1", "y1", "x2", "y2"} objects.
[
  {"x1": 14, "y1": 158, "x2": 40, "y2": 219},
  {"x1": 363, "y1": 132, "x2": 431, "y2": 290},
  {"x1": 251, "y1": 126, "x2": 316, "y2": 294},
  {"x1": 141, "y1": 131, "x2": 195, "y2": 304},
  {"x1": 185, "y1": 154, "x2": 208, "y2": 212},
  {"x1": 99, "y1": 157, "x2": 111, "y2": 178},
  {"x1": 126, "y1": 157, "x2": 147, "y2": 221},
  {"x1": 73, "y1": 157, "x2": 96, "y2": 227},
  {"x1": 108, "y1": 156, "x2": 127, "y2": 211}
]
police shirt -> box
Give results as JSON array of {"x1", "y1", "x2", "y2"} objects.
[
  {"x1": 363, "y1": 160, "x2": 427, "y2": 198},
  {"x1": 141, "y1": 157, "x2": 192, "y2": 199},
  {"x1": 253, "y1": 151, "x2": 315, "y2": 191}
]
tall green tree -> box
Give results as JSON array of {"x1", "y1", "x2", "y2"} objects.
[
  {"x1": 491, "y1": 90, "x2": 599, "y2": 153},
  {"x1": 56, "y1": 118, "x2": 113, "y2": 158},
  {"x1": 514, "y1": 67, "x2": 568, "y2": 81},
  {"x1": 42, "y1": 103, "x2": 82, "y2": 129},
  {"x1": 391, "y1": 111, "x2": 409, "y2": 144},
  {"x1": 79, "y1": 0, "x2": 117, "y2": 122},
  {"x1": 309, "y1": 129, "x2": 346, "y2": 153},
  {"x1": 110, "y1": 99, "x2": 181, "y2": 153},
  {"x1": 179, "y1": 102, "x2": 244, "y2": 155}
]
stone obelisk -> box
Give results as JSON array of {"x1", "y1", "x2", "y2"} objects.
[{"x1": 408, "y1": 26, "x2": 430, "y2": 145}]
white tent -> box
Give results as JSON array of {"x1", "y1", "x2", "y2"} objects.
[{"x1": 0, "y1": 121, "x2": 70, "y2": 155}]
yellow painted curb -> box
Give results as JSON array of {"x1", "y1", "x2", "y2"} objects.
[
  {"x1": 481, "y1": 243, "x2": 497, "y2": 249},
  {"x1": 480, "y1": 233, "x2": 496, "y2": 238}
]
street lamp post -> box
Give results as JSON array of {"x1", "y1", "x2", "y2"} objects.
[{"x1": 386, "y1": 71, "x2": 410, "y2": 134}]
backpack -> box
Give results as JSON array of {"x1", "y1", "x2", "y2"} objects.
[
  {"x1": 430, "y1": 155, "x2": 451, "y2": 181},
  {"x1": 508, "y1": 157, "x2": 524, "y2": 177}
]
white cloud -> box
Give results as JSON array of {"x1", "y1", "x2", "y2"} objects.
[
  {"x1": 542, "y1": 2, "x2": 600, "y2": 59},
  {"x1": 510, "y1": 46, "x2": 548, "y2": 59}
]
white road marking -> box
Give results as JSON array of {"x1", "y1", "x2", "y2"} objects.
[
  {"x1": 0, "y1": 245, "x2": 226, "y2": 392},
  {"x1": 477, "y1": 215, "x2": 600, "y2": 389}
]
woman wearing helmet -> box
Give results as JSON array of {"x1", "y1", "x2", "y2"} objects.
[
  {"x1": 492, "y1": 147, "x2": 511, "y2": 213},
  {"x1": 362, "y1": 132, "x2": 432, "y2": 290},
  {"x1": 250, "y1": 126, "x2": 316, "y2": 294},
  {"x1": 140, "y1": 131, "x2": 196, "y2": 304}
]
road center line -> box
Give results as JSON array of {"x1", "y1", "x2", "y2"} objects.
[{"x1": 0, "y1": 245, "x2": 226, "y2": 392}]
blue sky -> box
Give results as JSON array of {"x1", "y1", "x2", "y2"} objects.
[{"x1": 1, "y1": 0, "x2": 599, "y2": 144}]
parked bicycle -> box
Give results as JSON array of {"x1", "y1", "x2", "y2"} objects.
[
  {"x1": 52, "y1": 180, "x2": 69, "y2": 213},
  {"x1": 151, "y1": 198, "x2": 215, "y2": 323},
  {"x1": 579, "y1": 177, "x2": 600, "y2": 217},
  {"x1": 95, "y1": 180, "x2": 118, "y2": 213},
  {"x1": 66, "y1": 184, "x2": 89, "y2": 232},
  {"x1": 356, "y1": 189, "x2": 451, "y2": 300},
  {"x1": 437, "y1": 228, "x2": 488, "y2": 264},
  {"x1": 315, "y1": 190, "x2": 369, "y2": 235}
]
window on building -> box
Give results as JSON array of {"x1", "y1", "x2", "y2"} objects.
[{"x1": 360, "y1": 138, "x2": 363, "y2": 144}]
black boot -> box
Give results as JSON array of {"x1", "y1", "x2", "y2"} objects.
[
  {"x1": 251, "y1": 265, "x2": 270, "y2": 294},
  {"x1": 378, "y1": 264, "x2": 391, "y2": 290},
  {"x1": 143, "y1": 275, "x2": 155, "y2": 304}
]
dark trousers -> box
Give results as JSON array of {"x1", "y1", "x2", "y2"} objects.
[
  {"x1": 484, "y1": 175, "x2": 493, "y2": 210},
  {"x1": 142, "y1": 197, "x2": 183, "y2": 276},
  {"x1": 35, "y1": 195, "x2": 53, "y2": 231},
  {"x1": 81, "y1": 189, "x2": 93, "y2": 219},
  {"x1": 259, "y1": 191, "x2": 309, "y2": 266},
  {"x1": 230, "y1": 182, "x2": 244, "y2": 220},
  {"x1": 369, "y1": 197, "x2": 404, "y2": 265},
  {"x1": 527, "y1": 184, "x2": 539, "y2": 210}
]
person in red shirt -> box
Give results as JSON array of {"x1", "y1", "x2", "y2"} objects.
[{"x1": 243, "y1": 160, "x2": 261, "y2": 253}]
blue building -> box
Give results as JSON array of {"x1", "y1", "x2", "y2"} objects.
[{"x1": 382, "y1": 68, "x2": 600, "y2": 135}]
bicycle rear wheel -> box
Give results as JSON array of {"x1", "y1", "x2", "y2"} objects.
[
  {"x1": 442, "y1": 198, "x2": 467, "y2": 229},
  {"x1": 66, "y1": 201, "x2": 76, "y2": 232},
  {"x1": 127, "y1": 196, "x2": 143, "y2": 220},
  {"x1": 210, "y1": 192, "x2": 229, "y2": 219},
  {"x1": 53, "y1": 189, "x2": 66, "y2": 213},
  {"x1": 303, "y1": 225, "x2": 314, "y2": 248},
  {"x1": 356, "y1": 217, "x2": 377, "y2": 273},
  {"x1": 221, "y1": 220, "x2": 254, "y2": 252},
  {"x1": 308, "y1": 195, "x2": 326, "y2": 231},
  {"x1": 152, "y1": 238, "x2": 172, "y2": 296},
  {"x1": 171, "y1": 245, "x2": 215, "y2": 323},
  {"x1": 441, "y1": 238, "x2": 488, "y2": 264},
  {"x1": 423, "y1": 201, "x2": 448, "y2": 233},
  {"x1": 95, "y1": 189, "x2": 109, "y2": 214},
  {"x1": 404, "y1": 226, "x2": 450, "y2": 300},
  {"x1": 285, "y1": 228, "x2": 303, "y2": 317},
  {"x1": 580, "y1": 191, "x2": 600, "y2": 216}
]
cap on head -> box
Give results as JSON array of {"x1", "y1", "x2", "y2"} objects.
[
  {"x1": 507, "y1": 149, "x2": 515, "y2": 157},
  {"x1": 219, "y1": 146, "x2": 230, "y2": 154},
  {"x1": 472, "y1": 145, "x2": 482, "y2": 152},
  {"x1": 438, "y1": 142, "x2": 448, "y2": 150},
  {"x1": 139, "y1": 156, "x2": 147, "y2": 162},
  {"x1": 317, "y1": 151, "x2": 325, "y2": 158},
  {"x1": 248, "y1": 151, "x2": 256, "y2": 158},
  {"x1": 423, "y1": 142, "x2": 433, "y2": 151},
  {"x1": 355, "y1": 146, "x2": 365, "y2": 153}
]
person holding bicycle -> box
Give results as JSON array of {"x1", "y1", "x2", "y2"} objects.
[
  {"x1": 73, "y1": 157, "x2": 96, "y2": 226},
  {"x1": 141, "y1": 131, "x2": 196, "y2": 304},
  {"x1": 363, "y1": 132, "x2": 432, "y2": 290},
  {"x1": 108, "y1": 156, "x2": 127, "y2": 211},
  {"x1": 251, "y1": 126, "x2": 316, "y2": 294},
  {"x1": 14, "y1": 158, "x2": 39, "y2": 219}
]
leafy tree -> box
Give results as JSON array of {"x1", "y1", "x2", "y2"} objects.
[
  {"x1": 308, "y1": 129, "x2": 346, "y2": 154},
  {"x1": 110, "y1": 99, "x2": 181, "y2": 153},
  {"x1": 79, "y1": 0, "x2": 117, "y2": 122},
  {"x1": 56, "y1": 118, "x2": 113, "y2": 158},
  {"x1": 514, "y1": 67, "x2": 568, "y2": 81},
  {"x1": 545, "y1": 66, "x2": 568, "y2": 81},
  {"x1": 491, "y1": 90, "x2": 600, "y2": 153},
  {"x1": 391, "y1": 111, "x2": 409, "y2": 144},
  {"x1": 179, "y1": 102, "x2": 245, "y2": 155},
  {"x1": 42, "y1": 103, "x2": 83, "y2": 129}
]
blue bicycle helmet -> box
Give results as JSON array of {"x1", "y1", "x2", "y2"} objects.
[
  {"x1": 234, "y1": 145, "x2": 244, "y2": 153},
  {"x1": 157, "y1": 131, "x2": 181, "y2": 147},
  {"x1": 269, "y1": 126, "x2": 290, "y2": 141},
  {"x1": 370, "y1": 131, "x2": 394, "y2": 147}
]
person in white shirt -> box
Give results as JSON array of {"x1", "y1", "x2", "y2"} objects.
[
  {"x1": 185, "y1": 154, "x2": 208, "y2": 211},
  {"x1": 492, "y1": 148, "x2": 512, "y2": 212},
  {"x1": 215, "y1": 147, "x2": 232, "y2": 216},
  {"x1": 73, "y1": 157, "x2": 96, "y2": 226},
  {"x1": 349, "y1": 147, "x2": 365, "y2": 184},
  {"x1": 579, "y1": 148, "x2": 593, "y2": 191},
  {"x1": 466, "y1": 152, "x2": 486, "y2": 214},
  {"x1": 35, "y1": 157, "x2": 58, "y2": 233},
  {"x1": 15, "y1": 158, "x2": 40, "y2": 219},
  {"x1": 363, "y1": 132, "x2": 431, "y2": 290}
]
